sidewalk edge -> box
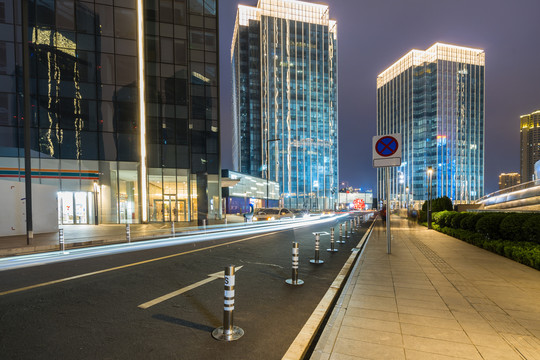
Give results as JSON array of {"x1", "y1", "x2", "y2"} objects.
[{"x1": 281, "y1": 220, "x2": 376, "y2": 360}]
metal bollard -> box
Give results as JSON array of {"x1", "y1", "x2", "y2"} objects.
[
  {"x1": 338, "y1": 223, "x2": 344, "y2": 243},
  {"x1": 203, "y1": 219, "x2": 207, "y2": 233},
  {"x1": 59, "y1": 228, "x2": 68, "y2": 254},
  {"x1": 350, "y1": 219, "x2": 354, "y2": 234},
  {"x1": 212, "y1": 265, "x2": 244, "y2": 341},
  {"x1": 345, "y1": 221, "x2": 349, "y2": 239},
  {"x1": 126, "y1": 224, "x2": 131, "y2": 243},
  {"x1": 286, "y1": 242, "x2": 304, "y2": 285},
  {"x1": 310, "y1": 233, "x2": 324, "y2": 264},
  {"x1": 171, "y1": 221, "x2": 175, "y2": 237},
  {"x1": 225, "y1": 218, "x2": 228, "y2": 226},
  {"x1": 327, "y1": 227, "x2": 338, "y2": 252}
]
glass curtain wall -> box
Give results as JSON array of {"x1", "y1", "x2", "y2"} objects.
[
  {"x1": 232, "y1": 0, "x2": 338, "y2": 211},
  {"x1": 0, "y1": 0, "x2": 219, "y2": 224},
  {"x1": 377, "y1": 43, "x2": 485, "y2": 207}
]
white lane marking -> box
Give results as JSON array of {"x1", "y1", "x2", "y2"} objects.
[{"x1": 138, "y1": 266, "x2": 244, "y2": 309}]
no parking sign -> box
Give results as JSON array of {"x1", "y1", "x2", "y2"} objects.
[{"x1": 372, "y1": 134, "x2": 402, "y2": 168}]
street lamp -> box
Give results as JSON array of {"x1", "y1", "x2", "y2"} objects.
[
  {"x1": 427, "y1": 167, "x2": 433, "y2": 229},
  {"x1": 266, "y1": 138, "x2": 280, "y2": 208}
]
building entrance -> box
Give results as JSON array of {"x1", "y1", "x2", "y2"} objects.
[{"x1": 58, "y1": 191, "x2": 95, "y2": 225}]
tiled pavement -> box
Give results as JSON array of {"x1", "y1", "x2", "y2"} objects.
[{"x1": 311, "y1": 217, "x2": 540, "y2": 360}]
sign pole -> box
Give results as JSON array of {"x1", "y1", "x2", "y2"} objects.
[{"x1": 386, "y1": 168, "x2": 391, "y2": 254}]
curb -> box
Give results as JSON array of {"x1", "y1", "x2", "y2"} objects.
[{"x1": 281, "y1": 220, "x2": 375, "y2": 360}]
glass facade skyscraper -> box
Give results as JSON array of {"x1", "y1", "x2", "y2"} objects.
[
  {"x1": 377, "y1": 43, "x2": 485, "y2": 206},
  {"x1": 520, "y1": 110, "x2": 540, "y2": 182},
  {"x1": 232, "y1": 0, "x2": 338, "y2": 210},
  {"x1": 0, "y1": 0, "x2": 220, "y2": 224}
]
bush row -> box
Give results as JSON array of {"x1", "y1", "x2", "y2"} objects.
[
  {"x1": 436, "y1": 226, "x2": 540, "y2": 270},
  {"x1": 433, "y1": 211, "x2": 540, "y2": 243}
]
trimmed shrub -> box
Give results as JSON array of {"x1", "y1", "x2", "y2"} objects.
[
  {"x1": 445, "y1": 212, "x2": 461, "y2": 228},
  {"x1": 460, "y1": 213, "x2": 484, "y2": 232},
  {"x1": 433, "y1": 196, "x2": 453, "y2": 212},
  {"x1": 499, "y1": 213, "x2": 534, "y2": 242},
  {"x1": 434, "y1": 210, "x2": 452, "y2": 227},
  {"x1": 451, "y1": 212, "x2": 470, "y2": 229},
  {"x1": 523, "y1": 215, "x2": 540, "y2": 244},
  {"x1": 417, "y1": 210, "x2": 427, "y2": 224},
  {"x1": 476, "y1": 213, "x2": 508, "y2": 239}
]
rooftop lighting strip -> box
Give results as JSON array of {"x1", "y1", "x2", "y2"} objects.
[{"x1": 137, "y1": 0, "x2": 148, "y2": 222}]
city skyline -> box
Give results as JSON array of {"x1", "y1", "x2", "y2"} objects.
[{"x1": 219, "y1": 0, "x2": 540, "y2": 197}]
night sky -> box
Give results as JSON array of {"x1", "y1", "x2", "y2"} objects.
[{"x1": 218, "y1": 0, "x2": 540, "y2": 197}]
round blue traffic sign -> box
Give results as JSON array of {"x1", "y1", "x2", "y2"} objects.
[{"x1": 375, "y1": 136, "x2": 399, "y2": 157}]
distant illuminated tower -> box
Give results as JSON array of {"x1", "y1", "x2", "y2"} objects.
[
  {"x1": 232, "y1": 0, "x2": 338, "y2": 210},
  {"x1": 377, "y1": 43, "x2": 485, "y2": 205},
  {"x1": 520, "y1": 110, "x2": 540, "y2": 182},
  {"x1": 498, "y1": 173, "x2": 520, "y2": 190}
]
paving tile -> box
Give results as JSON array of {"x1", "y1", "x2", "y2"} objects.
[
  {"x1": 397, "y1": 304, "x2": 454, "y2": 320},
  {"x1": 345, "y1": 307, "x2": 399, "y2": 322},
  {"x1": 400, "y1": 323, "x2": 470, "y2": 343},
  {"x1": 404, "y1": 349, "x2": 465, "y2": 360},
  {"x1": 397, "y1": 297, "x2": 449, "y2": 311},
  {"x1": 332, "y1": 337, "x2": 406, "y2": 360},
  {"x1": 474, "y1": 345, "x2": 524, "y2": 360},
  {"x1": 402, "y1": 334, "x2": 482, "y2": 360},
  {"x1": 349, "y1": 298, "x2": 398, "y2": 312},
  {"x1": 342, "y1": 316, "x2": 401, "y2": 334},
  {"x1": 398, "y1": 313, "x2": 463, "y2": 331},
  {"x1": 465, "y1": 331, "x2": 515, "y2": 349},
  {"x1": 352, "y1": 287, "x2": 394, "y2": 298},
  {"x1": 338, "y1": 325, "x2": 403, "y2": 347}
]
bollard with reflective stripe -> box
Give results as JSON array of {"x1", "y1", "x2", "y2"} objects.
[
  {"x1": 126, "y1": 224, "x2": 131, "y2": 243},
  {"x1": 310, "y1": 233, "x2": 324, "y2": 264},
  {"x1": 327, "y1": 227, "x2": 338, "y2": 252},
  {"x1": 59, "y1": 228, "x2": 68, "y2": 254},
  {"x1": 203, "y1": 219, "x2": 207, "y2": 233},
  {"x1": 212, "y1": 265, "x2": 244, "y2": 341},
  {"x1": 350, "y1": 219, "x2": 354, "y2": 234},
  {"x1": 286, "y1": 242, "x2": 304, "y2": 285},
  {"x1": 171, "y1": 221, "x2": 175, "y2": 237},
  {"x1": 345, "y1": 221, "x2": 349, "y2": 239},
  {"x1": 338, "y1": 223, "x2": 344, "y2": 243}
]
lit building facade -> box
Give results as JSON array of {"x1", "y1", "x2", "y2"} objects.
[
  {"x1": 498, "y1": 173, "x2": 520, "y2": 190},
  {"x1": 520, "y1": 110, "x2": 540, "y2": 182},
  {"x1": 232, "y1": 0, "x2": 338, "y2": 210},
  {"x1": 377, "y1": 43, "x2": 485, "y2": 206},
  {"x1": 0, "y1": 0, "x2": 220, "y2": 224}
]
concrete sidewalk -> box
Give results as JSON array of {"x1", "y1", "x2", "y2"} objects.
[
  {"x1": 0, "y1": 215, "x2": 245, "y2": 257},
  {"x1": 312, "y1": 217, "x2": 540, "y2": 360}
]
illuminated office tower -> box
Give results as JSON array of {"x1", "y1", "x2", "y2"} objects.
[
  {"x1": 520, "y1": 110, "x2": 540, "y2": 182},
  {"x1": 0, "y1": 0, "x2": 220, "y2": 225},
  {"x1": 232, "y1": 0, "x2": 338, "y2": 210},
  {"x1": 377, "y1": 43, "x2": 485, "y2": 206}
]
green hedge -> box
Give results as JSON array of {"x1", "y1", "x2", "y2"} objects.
[{"x1": 437, "y1": 226, "x2": 540, "y2": 270}]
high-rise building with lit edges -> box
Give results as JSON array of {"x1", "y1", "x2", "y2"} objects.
[
  {"x1": 232, "y1": 0, "x2": 338, "y2": 210},
  {"x1": 520, "y1": 110, "x2": 540, "y2": 182},
  {"x1": 377, "y1": 43, "x2": 485, "y2": 206}
]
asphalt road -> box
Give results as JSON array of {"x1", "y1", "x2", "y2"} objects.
[{"x1": 0, "y1": 215, "x2": 371, "y2": 360}]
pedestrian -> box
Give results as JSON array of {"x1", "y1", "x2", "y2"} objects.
[{"x1": 380, "y1": 205, "x2": 387, "y2": 226}]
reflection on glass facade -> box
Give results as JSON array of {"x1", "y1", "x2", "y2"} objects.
[
  {"x1": 377, "y1": 43, "x2": 485, "y2": 206},
  {"x1": 232, "y1": 0, "x2": 338, "y2": 210},
  {"x1": 520, "y1": 110, "x2": 540, "y2": 182},
  {"x1": 221, "y1": 169, "x2": 279, "y2": 213},
  {"x1": 0, "y1": 0, "x2": 220, "y2": 224}
]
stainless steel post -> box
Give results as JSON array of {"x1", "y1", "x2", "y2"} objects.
[
  {"x1": 126, "y1": 224, "x2": 131, "y2": 243},
  {"x1": 386, "y1": 168, "x2": 391, "y2": 254},
  {"x1": 350, "y1": 219, "x2": 354, "y2": 234},
  {"x1": 310, "y1": 233, "x2": 324, "y2": 264},
  {"x1": 345, "y1": 221, "x2": 349, "y2": 239},
  {"x1": 59, "y1": 228, "x2": 67, "y2": 254},
  {"x1": 171, "y1": 221, "x2": 175, "y2": 237},
  {"x1": 327, "y1": 227, "x2": 338, "y2": 252},
  {"x1": 286, "y1": 242, "x2": 304, "y2": 285},
  {"x1": 203, "y1": 219, "x2": 207, "y2": 233},
  {"x1": 338, "y1": 223, "x2": 344, "y2": 243},
  {"x1": 212, "y1": 265, "x2": 244, "y2": 341}
]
